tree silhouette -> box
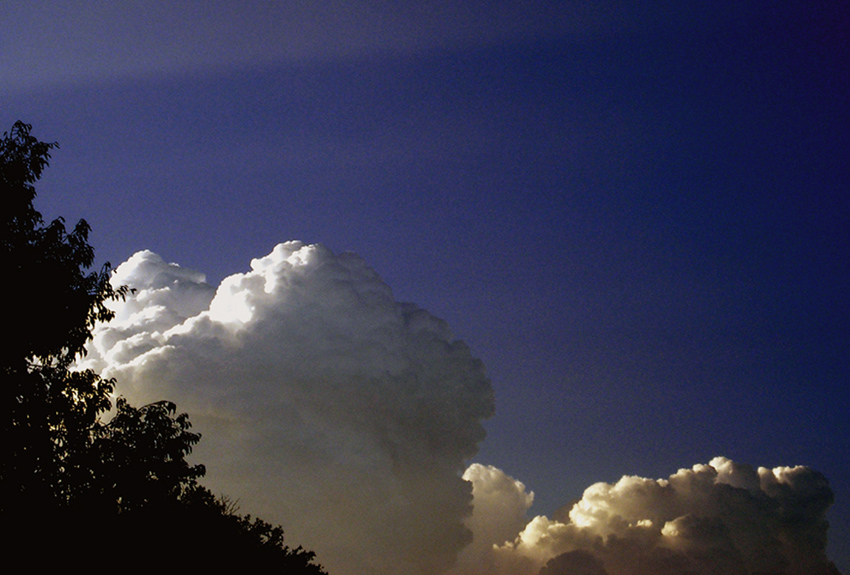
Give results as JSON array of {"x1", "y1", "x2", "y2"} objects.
[
  {"x1": 1, "y1": 121, "x2": 327, "y2": 572},
  {"x1": 1, "y1": 120, "x2": 124, "y2": 514}
]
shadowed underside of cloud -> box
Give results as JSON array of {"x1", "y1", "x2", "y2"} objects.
[
  {"x1": 81, "y1": 242, "x2": 494, "y2": 575},
  {"x1": 460, "y1": 458, "x2": 841, "y2": 575}
]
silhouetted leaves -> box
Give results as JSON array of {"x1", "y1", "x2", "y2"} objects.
[{"x1": 1, "y1": 121, "x2": 125, "y2": 513}]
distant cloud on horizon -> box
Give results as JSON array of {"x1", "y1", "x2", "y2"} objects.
[{"x1": 461, "y1": 457, "x2": 840, "y2": 575}]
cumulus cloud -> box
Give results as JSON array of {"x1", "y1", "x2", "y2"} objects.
[
  {"x1": 81, "y1": 242, "x2": 494, "y2": 575},
  {"x1": 79, "y1": 245, "x2": 840, "y2": 575},
  {"x1": 460, "y1": 457, "x2": 840, "y2": 575}
]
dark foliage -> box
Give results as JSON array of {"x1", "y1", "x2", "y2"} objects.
[
  {"x1": 0, "y1": 120, "x2": 124, "y2": 513},
  {"x1": 69, "y1": 398, "x2": 206, "y2": 512},
  {"x1": 1, "y1": 121, "x2": 327, "y2": 573}
]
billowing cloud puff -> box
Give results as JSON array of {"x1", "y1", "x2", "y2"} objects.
[
  {"x1": 456, "y1": 464, "x2": 536, "y2": 574},
  {"x1": 81, "y1": 242, "x2": 495, "y2": 575},
  {"x1": 467, "y1": 457, "x2": 840, "y2": 575}
]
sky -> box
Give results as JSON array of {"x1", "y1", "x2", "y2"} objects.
[{"x1": 2, "y1": 2, "x2": 848, "y2": 573}]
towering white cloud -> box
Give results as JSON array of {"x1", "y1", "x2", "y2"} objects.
[
  {"x1": 80, "y1": 246, "x2": 840, "y2": 575},
  {"x1": 461, "y1": 457, "x2": 840, "y2": 575},
  {"x1": 81, "y1": 242, "x2": 495, "y2": 575}
]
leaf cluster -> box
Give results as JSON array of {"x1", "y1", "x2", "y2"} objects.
[
  {"x1": 1, "y1": 121, "x2": 126, "y2": 511},
  {"x1": 1, "y1": 122, "x2": 126, "y2": 370}
]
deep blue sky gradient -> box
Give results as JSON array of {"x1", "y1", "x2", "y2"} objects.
[{"x1": 2, "y1": 2, "x2": 848, "y2": 569}]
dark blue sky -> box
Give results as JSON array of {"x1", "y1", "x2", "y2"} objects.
[{"x1": 2, "y1": 2, "x2": 848, "y2": 569}]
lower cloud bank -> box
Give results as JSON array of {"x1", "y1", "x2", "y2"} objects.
[{"x1": 459, "y1": 457, "x2": 840, "y2": 575}]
